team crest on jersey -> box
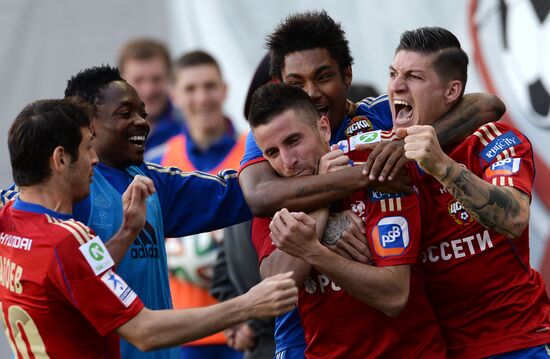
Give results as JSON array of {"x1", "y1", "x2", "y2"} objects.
[
  {"x1": 447, "y1": 200, "x2": 474, "y2": 226},
  {"x1": 371, "y1": 216, "x2": 409, "y2": 256},
  {"x1": 480, "y1": 131, "x2": 522, "y2": 162},
  {"x1": 101, "y1": 269, "x2": 138, "y2": 307},
  {"x1": 350, "y1": 201, "x2": 366, "y2": 217},
  {"x1": 345, "y1": 116, "x2": 373, "y2": 137},
  {"x1": 485, "y1": 158, "x2": 521, "y2": 178}
]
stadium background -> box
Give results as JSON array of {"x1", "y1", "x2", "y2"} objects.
[{"x1": 0, "y1": 0, "x2": 548, "y2": 355}]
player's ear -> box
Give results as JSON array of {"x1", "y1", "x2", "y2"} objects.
[
  {"x1": 51, "y1": 146, "x2": 67, "y2": 172},
  {"x1": 343, "y1": 66, "x2": 352, "y2": 90},
  {"x1": 319, "y1": 116, "x2": 331, "y2": 143},
  {"x1": 444, "y1": 80, "x2": 462, "y2": 105}
]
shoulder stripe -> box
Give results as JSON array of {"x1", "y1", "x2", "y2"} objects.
[
  {"x1": 359, "y1": 94, "x2": 388, "y2": 108},
  {"x1": 69, "y1": 220, "x2": 95, "y2": 241},
  {"x1": 480, "y1": 125, "x2": 495, "y2": 141},
  {"x1": 487, "y1": 122, "x2": 502, "y2": 136},
  {"x1": 146, "y1": 164, "x2": 228, "y2": 186},
  {"x1": 473, "y1": 131, "x2": 489, "y2": 146},
  {"x1": 54, "y1": 222, "x2": 86, "y2": 245},
  {"x1": 45, "y1": 214, "x2": 58, "y2": 224}
]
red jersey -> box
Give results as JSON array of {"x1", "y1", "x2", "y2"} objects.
[
  {"x1": 0, "y1": 199, "x2": 144, "y2": 359},
  {"x1": 416, "y1": 122, "x2": 550, "y2": 358},
  {"x1": 251, "y1": 148, "x2": 446, "y2": 358}
]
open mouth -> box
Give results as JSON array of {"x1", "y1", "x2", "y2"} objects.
[
  {"x1": 127, "y1": 134, "x2": 146, "y2": 151},
  {"x1": 393, "y1": 99, "x2": 414, "y2": 127},
  {"x1": 316, "y1": 105, "x2": 329, "y2": 117}
]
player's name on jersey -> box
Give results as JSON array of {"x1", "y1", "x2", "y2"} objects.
[
  {"x1": 0, "y1": 232, "x2": 32, "y2": 251},
  {"x1": 422, "y1": 230, "x2": 493, "y2": 264},
  {"x1": 0, "y1": 255, "x2": 23, "y2": 294}
]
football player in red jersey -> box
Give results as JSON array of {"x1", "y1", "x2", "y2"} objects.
[
  {"x1": 247, "y1": 83, "x2": 447, "y2": 358},
  {"x1": 390, "y1": 27, "x2": 550, "y2": 358},
  {"x1": 0, "y1": 98, "x2": 297, "y2": 359}
]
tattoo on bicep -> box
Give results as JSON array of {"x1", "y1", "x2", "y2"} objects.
[
  {"x1": 445, "y1": 167, "x2": 525, "y2": 236},
  {"x1": 435, "y1": 104, "x2": 480, "y2": 150},
  {"x1": 321, "y1": 213, "x2": 350, "y2": 246}
]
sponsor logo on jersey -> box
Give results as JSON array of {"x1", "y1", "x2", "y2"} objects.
[
  {"x1": 369, "y1": 190, "x2": 406, "y2": 201},
  {"x1": 372, "y1": 216, "x2": 409, "y2": 256},
  {"x1": 79, "y1": 236, "x2": 114, "y2": 275},
  {"x1": 480, "y1": 131, "x2": 522, "y2": 162},
  {"x1": 345, "y1": 116, "x2": 373, "y2": 137},
  {"x1": 485, "y1": 158, "x2": 521, "y2": 178},
  {"x1": 0, "y1": 232, "x2": 32, "y2": 251},
  {"x1": 101, "y1": 270, "x2": 137, "y2": 307},
  {"x1": 447, "y1": 200, "x2": 474, "y2": 226},
  {"x1": 422, "y1": 230, "x2": 493, "y2": 263},
  {"x1": 349, "y1": 131, "x2": 382, "y2": 151},
  {"x1": 130, "y1": 221, "x2": 160, "y2": 259},
  {"x1": 303, "y1": 274, "x2": 341, "y2": 295}
]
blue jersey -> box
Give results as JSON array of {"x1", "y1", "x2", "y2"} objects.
[
  {"x1": 240, "y1": 95, "x2": 392, "y2": 168},
  {"x1": 241, "y1": 95, "x2": 392, "y2": 354},
  {"x1": 0, "y1": 161, "x2": 252, "y2": 359}
]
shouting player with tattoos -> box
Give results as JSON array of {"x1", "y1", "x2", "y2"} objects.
[{"x1": 391, "y1": 27, "x2": 550, "y2": 358}]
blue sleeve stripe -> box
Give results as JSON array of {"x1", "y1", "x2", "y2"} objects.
[
  {"x1": 360, "y1": 94, "x2": 389, "y2": 108},
  {"x1": 146, "y1": 164, "x2": 230, "y2": 187}
]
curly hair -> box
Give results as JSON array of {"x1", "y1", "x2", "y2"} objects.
[
  {"x1": 266, "y1": 10, "x2": 353, "y2": 80},
  {"x1": 64, "y1": 65, "x2": 125, "y2": 114}
]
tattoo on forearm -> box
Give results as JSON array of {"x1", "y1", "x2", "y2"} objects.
[
  {"x1": 321, "y1": 213, "x2": 350, "y2": 246},
  {"x1": 442, "y1": 165, "x2": 526, "y2": 237},
  {"x1": 296, "y1": 183, "x2": 339, "y2": 198}
]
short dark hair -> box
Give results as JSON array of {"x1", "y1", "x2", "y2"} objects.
[
  {"x1": 266, "y1": 10, "x2": 353, "y2": 80},
  {"x1": 118, "y1": 38, "x2": 172, "y2": 73},
  {"x1": 173, "y1": 50, "x2": 221, "y2": 75},
  {"x1": 8, "y1": 98, "x2": 91, "y2": 186},
  {"x1": 396, "y1": 27, "x2": 469, "y2": 94},
  {"x1": 64, "y1": 65, "x2": 124, "y2": 115},
  {"x1": 248, "y1": 83, "x2": 319, "y2": 128}
]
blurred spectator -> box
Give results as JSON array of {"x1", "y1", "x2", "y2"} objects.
[
  {"x1": 118, "y1": 38, "x2": 186, "y2": 162},
  {"x1": 159, "y1": 50, "x2": 247, "y2": 359},
  {"x1": 210, "y1": 53, "x2": 276, "y2": 359}
]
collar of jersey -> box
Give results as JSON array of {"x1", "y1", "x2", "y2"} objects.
[{"x1": 13, "y1": 197, "x2": 73, "y2": 220}]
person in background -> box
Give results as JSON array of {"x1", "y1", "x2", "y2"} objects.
[
  {"x1": 210, "y1": 53, "x2": 277, "y2": 359},
  {"x1": 153, "y1": 50, "x2": 247, "y2": 359},
  {"x1": 118, "y1": 38, "x2": 186, "y2": 162}
]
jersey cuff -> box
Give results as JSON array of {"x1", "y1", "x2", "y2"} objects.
[{"x1": 238, "y1": 157, "x2": 267, "y2": 176}]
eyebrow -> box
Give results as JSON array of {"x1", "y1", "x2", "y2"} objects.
[
  {"x1": 388, "y1": 65, "x2": 427, "y2": 74},
  {"x1": 286, "y1": 65, "x2": 333, "y2": 78}
]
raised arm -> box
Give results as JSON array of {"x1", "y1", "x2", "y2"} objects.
[
  {"x1": 398, "y1": 125, "x2": 529, "y2": 238},
  {"x1": 105, "y1": 176, "x2": 156, "y2": 263},
  {"x1": 361, "y1": 93, "x2": 505, "y2": 182}
]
